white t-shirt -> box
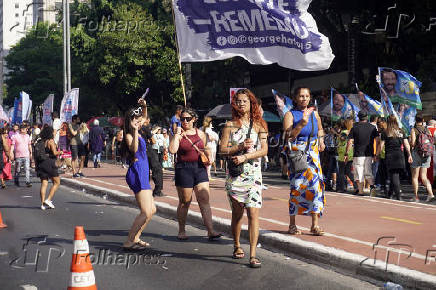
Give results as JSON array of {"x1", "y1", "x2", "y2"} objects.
[{"x1": 53, "y1": 118, "x2": 62, "y2": 145}]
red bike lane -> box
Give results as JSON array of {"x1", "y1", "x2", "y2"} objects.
[{"x1": 61, "y1": 163, "x2": 436, "y2": 276}]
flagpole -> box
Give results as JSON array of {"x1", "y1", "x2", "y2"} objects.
[{"x1": 171, "y1": 3, "x2": 187, "y2": 107}]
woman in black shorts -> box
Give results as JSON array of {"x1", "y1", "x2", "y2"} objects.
[
  {"x1": 169, "y1": 108, "x2": 222, "y2": 241},
  {"x1": 36, "y1": 126, "x2": 62, "y2": 210}
]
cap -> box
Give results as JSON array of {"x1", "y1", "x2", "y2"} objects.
[{"x1": 358, "y1": 111, "x2": 367, "y2": 120}]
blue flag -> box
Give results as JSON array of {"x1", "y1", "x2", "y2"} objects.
[
  {"x1": 378, "y1": 67, "x2": 422, "y2": 109},
  {"x1": 330, "y1": 88, "x2": 359, "y2": 122},
  {"x1": 272, "y1": 89, "x2": 293, "y2": 119}
]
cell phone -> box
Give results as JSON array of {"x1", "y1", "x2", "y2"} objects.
[{"x1": 140, "y1": 88, "x2": 150, "y2": 100}]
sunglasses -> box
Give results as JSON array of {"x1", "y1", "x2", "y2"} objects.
[
  {"x1": 130, "y1": 107, "x2": 142, "y2": 117},
  {"x1": 180, "y1": 116, "x2": 193, "y2": 122}
]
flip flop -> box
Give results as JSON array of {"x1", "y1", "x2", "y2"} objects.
[
  {"x1": 177, "y1": 234, "x2": 189, "y2": 240},
  {"x1": 232, "y1": 246, "x2": 245, "y2": 259},
  {"x1": 122, "y1": 242, "x2": 148, "y2": 252},
  {"x1": 137, "y1": 240, "x2": 151, "y2": 247},
  {"x1": 208, "y1": 233, "x2": 223, "y2": 241},
  {"x1": 249, "y1": 257, "x2": 261, "y2": 268}
]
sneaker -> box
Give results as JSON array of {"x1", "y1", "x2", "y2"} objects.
[
  {"x1": 426, "y1": 195, "x2": 435, "y2": 202},
  {"x1": 153, "y1": 191, "x2": 164, "y2": 197},
  {"x1": 79, "y1": 172, "x2": 85, "y2": 177},
  {"x1": 41, "y1": 204, "x2": 46, "y2": 210},
  {"x1": 262, "y1": 184, "x2": 268, "y2": 190},
  {"x1": 26, "y1": 182, "x2": 32, "y2": 188},
  {"x1": 370, "y1": 187, "x2": 377, "y2": 197},
  {"x1": 73, "y1": 173, "x2": 80, "y2": 178},
  {"x1": 44, "y1": 200, "x2": 55, "y2": 209}
]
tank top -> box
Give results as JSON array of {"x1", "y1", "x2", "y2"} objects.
[
  {"x1": 291, "y1": 109, "x2": 318, "y2": 141},
  {"x1": 178, "y1": 130, "x2": 204, "y2": 163}
]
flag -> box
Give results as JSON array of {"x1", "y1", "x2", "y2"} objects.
[
  {"x1": 378, "y1": 67, "x2": 422, "y2": 109},
  {"x1": 42, "y1": 94, "x2": 54, "y2": 125},
  {"x1": 0, "y1": 105, "x2": 9, "y2": 122},
  {"x1": 272, "y1": 89, "x2": 293, "y2": 119},
  {"x1": 12, "y1": 97, "x2": 22, "y2": 124},
  {"x1": 357, "y1": 92, "x2": 383, "y2": 116},
  {"x1": 60, "y1": 88, "x2": 79, "y2": 123},
  {"x1": 172, "y1": 0, "x2": 335, "y2": 71},
  {"x1": 20, "y1": 91, "x2": 31, "y2": 121},
  {"x1": 330, "y1": 88, "x2": 359, "y2": 122}
]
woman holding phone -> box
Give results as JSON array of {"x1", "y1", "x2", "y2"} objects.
[
  {"x1": 220, "y1": 89, "x2": 268, "y2": 268},
  {"x1": 283, "y1": 87, "x2": 326, "y2": 236},
  {"x1": 169, "y1": 108, "x2": 222, "y2": 241},
  {"x1": 121, "y1": 98, "x2": 156, "y2": 250}
]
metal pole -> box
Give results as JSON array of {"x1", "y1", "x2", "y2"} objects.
[
  {"x1": 63, "y1": 0, "x2": 67, "y2": 94},
  {"x1": 66, "y1": 0, "x2": 71, "y2": 92}
]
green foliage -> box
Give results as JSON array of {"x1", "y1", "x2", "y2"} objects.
[{"x1": 4, "y1": 22, "x2": 63, "y2": 107}]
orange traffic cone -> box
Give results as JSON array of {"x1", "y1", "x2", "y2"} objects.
[
  {"x1": 68, "y1": 226, "x2": 97, "y2": 290},
  {"x1": 0, "y1": 210, "x2": 7, "y2": 228}
]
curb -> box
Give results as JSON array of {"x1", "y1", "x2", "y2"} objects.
[{"x1": 61, "y1": 177, "x2": 436, "y2": 289}]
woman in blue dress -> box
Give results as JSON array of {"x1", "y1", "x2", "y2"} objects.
[
  {"x1": 283, "y1": 87, "x2": 326, "y2": 236},
  {"x1": 121, "y1": 98, "x2": 156, "y2": 250}
]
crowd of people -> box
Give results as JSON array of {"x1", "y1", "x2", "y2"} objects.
[{"x1": 2, "y1": 86, "x2": 435, "y2": 269}]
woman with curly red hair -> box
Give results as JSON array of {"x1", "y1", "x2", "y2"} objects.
[{"x1": 219, "y1": 89, "x2": 268, "y2": 268}]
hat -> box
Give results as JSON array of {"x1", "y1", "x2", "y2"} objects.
[{"x1": 358, "y1": 111, "x2": 367, "y2": 120}]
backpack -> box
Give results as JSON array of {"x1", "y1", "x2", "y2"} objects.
[
  {"x1": 34, "y1": 138, "x2": 49, "y2": 163},
  {"x1": 415, "y1": 127, "x2": 434, "y2": 158}
]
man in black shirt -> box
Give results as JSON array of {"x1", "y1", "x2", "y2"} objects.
[
  {"x1": 345, "y1": 111, "x2": 379, "y2": 196},
  {"x1": 140, "y1": 118, "x2": 164, "y2": 197}
]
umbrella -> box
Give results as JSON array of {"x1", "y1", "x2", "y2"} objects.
[
  {"x1": 109, "y1": 117, "x2": 123, "y2": 127},
  {"x1": 206, "y1": 104, "x2": 232, "y2": 119},
  {"x1": 87, "y1": 117, "x2": 115, "y2": 128},
  {"x1": 262, "y1": 111, "x2": 281, "y2": 123}
]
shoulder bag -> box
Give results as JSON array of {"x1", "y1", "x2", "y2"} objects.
[
  {"x1": 287, "y1": 113, "x2": 314, "y2": 174},
  {"x1": 228, "y1": 120, "x2": 253, "y2": 177},
  {"x1": 183, "y1": 130, "x2": 209, "y2": 166}
]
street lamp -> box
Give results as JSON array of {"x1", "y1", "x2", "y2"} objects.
[{"x1": 63, "y1": 0, "x2": 71, "y2": 94}]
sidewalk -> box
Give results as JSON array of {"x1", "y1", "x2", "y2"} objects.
[{"x1": 60, "y1": 163, "x2": 436, "y2": 289}]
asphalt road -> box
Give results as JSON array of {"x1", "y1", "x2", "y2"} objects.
[{"x1": 0, "y1": 179, "x2": 379, "y2": 290}]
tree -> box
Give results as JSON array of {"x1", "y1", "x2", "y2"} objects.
[{"x1": 4, "y1": 23, "x2": 63, "y2": 108}]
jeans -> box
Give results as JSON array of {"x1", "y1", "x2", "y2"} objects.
[
  {"x1": 337, "y1": 161, "x2": 355, "y2": 191},
  {"x1": 15, "y1": 157, "x2": 30, "y2": 183},
  {"x1": 92, "y1": 152, "x2": 102, "y2": 166},
  {"x1": 372, "y1": 160, "x2": 380, "y2": 185},
  {"x1": 325, "y1": 154, "x2": 338, "y2": 184}
]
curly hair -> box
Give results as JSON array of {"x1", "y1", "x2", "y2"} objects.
[
  {"x1": 40, "y1": 126, "x2": 54, "y2": 141},
  {"x1": 231, "y1": 88, "x2": 267, "y2": 129}
]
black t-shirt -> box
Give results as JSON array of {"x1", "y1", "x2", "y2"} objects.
[
  {"x1": 348, "y1": 122, "x2": 378, "y2": 157},
  {"x1": 139, "y1": 126, "x2": 153, "y2": 150}
]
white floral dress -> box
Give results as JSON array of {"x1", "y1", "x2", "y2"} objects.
[{"x1": 225, "y1": 123, "x2": 262, "y2": 208}]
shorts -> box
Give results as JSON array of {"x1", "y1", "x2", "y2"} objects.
[
  {"x1": 353, "y1": 156, "x2": 373, "y2": 183},
  {"x1": 175, "y1": 162, "x2": 209, "y2": 188},
  {"x1": 411, "y1": 150, "x2": 431, "y2": 168},
  {"x1": 71, "y1": 144, "x2": 86, "y2": 159}
]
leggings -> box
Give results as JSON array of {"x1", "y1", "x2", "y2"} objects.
[
  {"x1": 388, "y1": 169, "x2": 402, "y2": 199},
  {"x1": 337, "y1": 161, "x2": 355, "y2": 191}
]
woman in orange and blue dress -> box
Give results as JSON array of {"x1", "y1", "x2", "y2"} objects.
[{"x1": 283, "y1": 87, "x2": 326, "y2": 236}]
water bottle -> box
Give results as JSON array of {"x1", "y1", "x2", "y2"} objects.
[{"x1": 383, "y1": 282, "x2": 403, "y2": 290}]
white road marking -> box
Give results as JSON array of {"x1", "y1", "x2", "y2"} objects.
[{"x1": 20, "y1": 285, "x2": 37, "y2": 290}]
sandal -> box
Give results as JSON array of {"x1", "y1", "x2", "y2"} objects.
[
  {"x1": 136, "y1": 240, "x2": 151, "y2": 247},
  {"x1": 310, "y1": 226, "x2": 325, "y2": 236},
  {"x1": 208, "y1": 233, "x2": 223, "y2": 241},
  {"x1": 287, "y1": 225, "x2": 301, "y2": 235},
  {"x1": 177, "y1": 233, "x2": 189, "y2": 240},
  {"x1": 249, "y1": 256, "x2": 261, "y2": 268},
  {"x1": 232, "y1": 246, "x2": 245, "y2": 259},
  {"x1": 122, "y1": 242, "x2": 148, "y2": 252}
]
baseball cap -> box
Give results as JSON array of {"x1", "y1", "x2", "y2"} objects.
[{"x1": 358, "y1": 111, "x2": 367, "y2": 120}]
